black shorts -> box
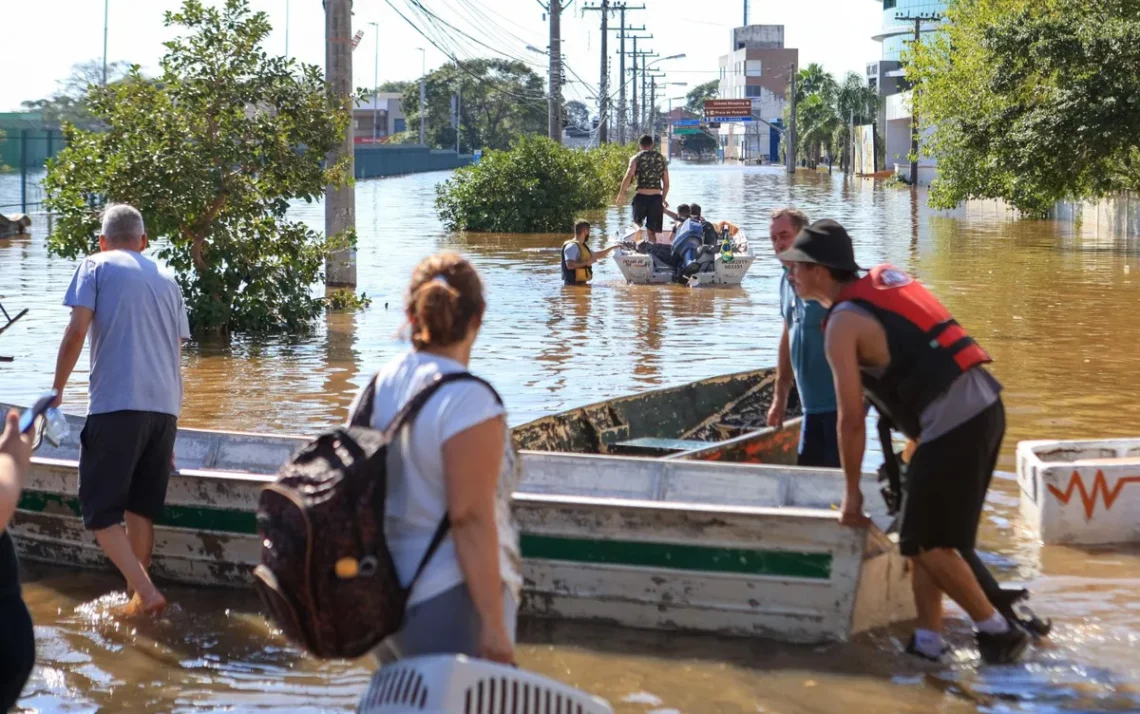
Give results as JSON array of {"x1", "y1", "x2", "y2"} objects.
[
  {"x1": 78, "y1": 410, "x2": 178, "y2": 530},
  {"x1": 631, "y1": 193, "x2": 664, "y2": 233},
  {"x1": 897, "y1": 400, "x2": 1005, "y2": 557}
]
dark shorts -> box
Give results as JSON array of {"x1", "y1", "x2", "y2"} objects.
[
  {"x1": 631, "y1": 193, "x2": 664, "y2": 232},
  {"x1": 798, "y1": 411, "x2": 840, "y2": 468},
  {"x1": 79, "y1": 410, "x2": 178, "y2": 530},
  {"x1": 898, "y1": 400, "x2": 1005, "y2": 557}
]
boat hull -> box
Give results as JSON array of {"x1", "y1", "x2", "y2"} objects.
[{"x1": 6, "y1": 406, "x2": 915, "y2": 644}]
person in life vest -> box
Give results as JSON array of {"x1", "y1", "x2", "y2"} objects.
[
  {"x1": 778, "y1": 219, "x2": 1031, "y2": 666},
  {"x1": 615, "y1": 135, "x2": 670, "y2": 242},
  {"x1": 561, "y1": 220, "x2": 618, "y2": 286}
]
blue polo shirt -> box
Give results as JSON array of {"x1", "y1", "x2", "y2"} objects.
[{"x1": 780, "y1": 271, "x2": 837, "y2": 415}]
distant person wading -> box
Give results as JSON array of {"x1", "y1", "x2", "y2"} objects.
[
  {"x1": 349, "y1": 252, "x2": 521, "y2": 665},
  {"x1": 616, "y1": 134, "x2": 670, "y2": 242}
]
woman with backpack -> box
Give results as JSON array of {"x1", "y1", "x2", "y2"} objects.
[{"x1": 348, "y1": 251, "x2": 521, "y2": 666}]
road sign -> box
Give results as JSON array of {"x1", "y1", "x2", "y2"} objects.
[
  {"x1": 673, "y1": 128, "x2": 702, "y2": 135},
  {"x1": 703, "y1": 99, "x2": 754, "y2": 119},
  {"x1": 714, "y1": 116, "x2": 755, "y2": 123},
  {"x1": 672, "y1": 119, "x2": 700, "y2": 127}
]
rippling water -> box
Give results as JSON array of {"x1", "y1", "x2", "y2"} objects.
[{"x1": 3, "y1": 164, "x2": 1140, "y2": 712}]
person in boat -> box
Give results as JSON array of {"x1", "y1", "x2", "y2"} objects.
[
  {"x1": 0, "y1": 410, "x2": 34, "y2": 710},
  {"x1": 349, "y1": 252, "x2": 520, "y2": 666},
  {"x1": 779, "y1": 219, "x2": 1031, "y2": 665},
  {"x1": 50, "y1": 204, "x2": 190, "y2": 617},
  {"x1": 765, "y1": 208, "x2": 840, "y2": 468},
  {"x1": 663, "y1": 204, "x2": 691, "y2": 243},
  {"x1": 562, "y1": 220, "x2": 618, "y2": 286},
  {"x1": 616, "y1": 134, "x2": 670, "y2": 242}
]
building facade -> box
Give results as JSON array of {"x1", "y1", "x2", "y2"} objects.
[
  {"x1": 716, "y1": 25, "x2": 798, "y2": 162},
  {"x1": 352, "y1": 92, "x2": 408, "y2": 144},
  {"x1": 866, "y1": 0, "x2": 946, "y2": 184}
]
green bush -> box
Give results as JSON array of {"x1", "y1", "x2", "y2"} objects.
[{"x1": 435, "y1": 135, "x2": 637, "y2": 233}]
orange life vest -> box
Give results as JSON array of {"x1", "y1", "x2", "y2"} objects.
[{"x1": 827, "y1": 264, "x2": 992, "y2": 438}]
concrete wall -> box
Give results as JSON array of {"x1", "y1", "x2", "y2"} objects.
[
  {"x1": 732, "y1": 25, "x2": 785, "y2": 50},
  {"x1": 354, "y1": 144, "x2": 473, "y2": 179}
]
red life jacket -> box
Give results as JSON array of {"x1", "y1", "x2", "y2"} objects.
[{"x1": 826, "y1": 264, "x2": 992, "y2": 438}]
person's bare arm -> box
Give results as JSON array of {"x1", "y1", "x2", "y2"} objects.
[
  {"x1": 615, "y1": 158, "x2": 637, "y2": 203},
  {"x1": 825, "y1": 312, "x2": 872, "y2": 528},
  {"x1": 662, "y1": 165, "x2": 670, "y2": 202},
  {"x1": 443, "y1": 415, "x2": 514, "y2": 664},
  {"x1": 0, "y1": 411, "x2": 32, "y2": 532},
  {"x1": 767, "y1": 323, "x2": 794, "y2": 428},
  {"x1": 51, "y1": 307, "x2": 94, "y2": 407}
]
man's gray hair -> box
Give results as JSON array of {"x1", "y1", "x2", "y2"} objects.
[{"x1": 101, "y1": 204, "x2": 145, "y2": 243}]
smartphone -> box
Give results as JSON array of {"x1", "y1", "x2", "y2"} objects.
[{"x1": 19, "y1": 390, "x2": 58, "y2": 435}]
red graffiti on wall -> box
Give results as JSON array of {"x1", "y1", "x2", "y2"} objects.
[{"x1": 1047, "y1": 469, "x2": 1140, "y2": 520}]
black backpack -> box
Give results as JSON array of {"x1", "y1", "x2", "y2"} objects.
[{"x1": 253, "y1": 371, "x2": 499, "y2": 659}]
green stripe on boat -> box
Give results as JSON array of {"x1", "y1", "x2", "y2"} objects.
[
  {"x1": 523, "y1": 534, "x2": 831, "y2": 579},
  {"x1": 18, "y1": 490, "x2": 831, "y2": 579}
]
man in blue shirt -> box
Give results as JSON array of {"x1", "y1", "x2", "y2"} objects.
[{"x1": 765, "y1": 208, "x2": 840, "y2": 468}]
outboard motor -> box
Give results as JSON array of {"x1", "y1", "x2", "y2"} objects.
[{"x1": 671, "y1": 218, "x2": 706, "y2": 280}]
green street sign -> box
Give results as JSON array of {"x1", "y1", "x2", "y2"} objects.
[{"x1": 673, "y1": 128, "x2": 702, "y2": 135}]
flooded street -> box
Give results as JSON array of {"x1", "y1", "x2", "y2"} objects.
[{"x1": 3, "y1": 163, "x2": 1140, "y2": 712}]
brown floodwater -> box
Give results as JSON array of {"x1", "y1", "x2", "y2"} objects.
[{"x1": 3, "y1": 164, "x2": 1140, "y2": 713}]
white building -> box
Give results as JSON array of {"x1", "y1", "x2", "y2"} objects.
[{"x1": 716, "y1": 25, "x2": 798, "y2": 163}]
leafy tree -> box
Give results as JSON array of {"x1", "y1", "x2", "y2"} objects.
[
  {"x1": 21, "y1": 60, "x2": 133, "y2": 128},
  {"x1": 400, "y1": 59, "x2": 546, "y2": 153},
  {"x1": 910, "y1": 0, "x2": 1140, "y2": 215},
  {"x1": 43, "y1": 0, "x2": 354, "y2": 335},
  {"x1": 681, "y1": 131, "x2": 718, "y2": 158},
  {"x1": 377, "y1": 80, "x2": 411, "y2": 93},
  {"x1": 435, "y1": 135, "x2": 635, "y2": 232},
  {"x1": 565, "y1": 100, "x2": 589, "y2": 128},
  {"x1": 685, "y1": 80, "x2": 720, "y2": 116},
  {"x1": 788, "y1": 94, "x2": 840, "y2": 167}
]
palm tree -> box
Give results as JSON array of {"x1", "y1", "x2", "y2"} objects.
[
  {"x1": 832, "y1": 71, "x2": 879, "y2": 172},
  {"x1": 796, "y1": 94, "x2": 840, "y2": 167},
  {"x1": 795, "y1": 63, "x2": 838, "y2": 104}
]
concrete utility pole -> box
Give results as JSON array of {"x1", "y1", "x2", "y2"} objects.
[
  {"x1": 416, "y1": 47, "x2": 426, "y2": 145},
  {"x1": 324, "y1": 0, "x2": 356, "y2": 289},
  {"x1": 743, "y1": 0, "x2": 749, "y2": 26},
  {"x1": 627, "y1": 45, "x2": 658, "y2": 136},
  {"x1": 786, "y1": 64, "x2": 797, "y2": 174},
  {"x1": 896, "y1": 11, "x2": 941, "y2": 186},
  {"x1": 102, "y1": 0, "x2": 110, "y2": 86},
  {"x1": 547, "y1": 0, "x2": 563, "y2": 142},
  {"x1": 607, "y1": 5, "x2": 646, "y2": 144},
  {"x1": 369, "y1": 21, "x2": 379, "y2": 143},
  {"x1": 631, "y1": 40, "x2": 638, "y2": 136},
  {"x1": 582, "y1": 1, "x2": 613, "y2": 143}
]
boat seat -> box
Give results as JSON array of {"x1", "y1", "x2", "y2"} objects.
[{"x1": 610, "y1": 437, "x2": 711, "y2": 457}]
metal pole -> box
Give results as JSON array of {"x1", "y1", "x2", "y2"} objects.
[
  {"x1": 631, "y1": 38, "x2": 638, "y2": 136},
  {"x1": 548, "y1": 0, "x2": 563, "y2": 143},
  {"x1": 786, "y1": 64, "x2": 797, "y2": 174},
  {"x1": 324, "y1": 0, "x2": 356, "y2": 289},
  {"x1": 743, "y1": 0, "x2": 748, "y2": 25},
  {"x1": 102, "y1": 0, "x2": 109, "y2": 86},
  {"x1": 285, "y1": 0, "x2": 290, "y2": 56},
  {"x1": 370, "y1": 22, "x2": 379, "y2": 143},
  {"x1": 456, "y1": 86, "x2": 462, "y2": 153},
  {"x1": 641, "y1": 59, "x2": 648, "y2": 130},
  {"x1": 618, "y1": 7, "x2": 626, "y2": 143},
  {"x1": 20, "y1": 130, "x2": 27, "y2": 213},
  {"x1": 417, "y1": 48, "x2": 426, "y2": 145}
]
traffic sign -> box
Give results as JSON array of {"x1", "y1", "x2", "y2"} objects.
[
  {"x1": 672, "y1": 119, "x2": 700, "y2": 127},
  {"x1": 703, "y1": 99, "x2": 754, "y2": 119},
  {"x1": 715, "y1": 116, "x2": 755, "y2": 123},
  {"x1": 673, "y1": 128, "x2": 702, "y2": 135}
]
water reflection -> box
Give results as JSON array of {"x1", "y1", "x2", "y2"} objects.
[{"x1": 3, "y1": 165, "x2": 1140, "y2": 713}]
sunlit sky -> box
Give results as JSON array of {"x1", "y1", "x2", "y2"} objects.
[{"x1": 1, "y1": 0, "x2": 881, "y2": 112}]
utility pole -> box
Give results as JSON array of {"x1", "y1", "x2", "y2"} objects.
[
  {"x1": 896, "y1": 11, "x2": 941, "y2": 186},
  {"x1": 631, "y1": 39, "x2": 638, "y2": 136},
  {"x1": 607, "y1": 4, "x2": 646, "y2": 144},
  {"x1": 369, "y1": 21, "x2": 379, "y2": 143},
  {"x1": 456, "y1": 86, "x2": 462, "y2": 153},
  {"x1": 786, "y1": 64, "x2": 797, "y2": 174},
  {"x1": 582, "y1": 1, "x2": 613, "y2": 143},
  {"x1": 324, "y1": 0, "x2": 356, "y2": 289},
  {"x1": 627, "y1": 45, "x2": 657, "y2": 137},
  {"x1": 538, "y1": 0, "x2": 571, "y2": 143},
  {"x1": 416, "y1": 47, "x2": 426, "y2": 145},
  {"x1": 102, "y1": 0, "x2": 109, "y2": 86},
  {"x1": 743, "y1": 0, "x2": 749, "y2": 26}
]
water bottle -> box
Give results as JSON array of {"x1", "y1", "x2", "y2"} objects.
[
  {"x1": 44, "y1": 407, "x2": 71, "y2": 447},
  {"x1": 719, "y1": 226, "x2": 734, "y2": 263}
]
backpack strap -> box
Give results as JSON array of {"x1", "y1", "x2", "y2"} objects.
[
  {"x1": 371, "y1": 370, "x2": 504, "y2": 592},
  {"x1": 348, "y1": 376, "x2": 378, "y2": 428}
]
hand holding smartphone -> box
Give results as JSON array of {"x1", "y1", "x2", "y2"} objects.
[{"x1": 19, "y1": 390, "x2": 59, "y2": 435}]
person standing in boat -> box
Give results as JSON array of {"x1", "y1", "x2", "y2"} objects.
[
  {"x1": 0, "y1": 410, "x2": 35, "y2": 710},
  {"x1": 50, "y1": 204, "x2": 190, "y2": 616},
  {"x1": 349, "y1": 252, "x2": 520, "y2": 665},
  {"x1": 616, "y1": 134, "x2": 670, "y2": 243},
  {"x1": 778, "y1": 219, "x2": 1030, "y2": 665},
  {"x1": 765, "y1": 208, "x2": 840, "y2": 468},
  {"x1": 562, "y1": 220, "x2": 618, "y2": 286}
]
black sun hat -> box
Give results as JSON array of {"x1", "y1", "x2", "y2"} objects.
[{"x1": 777, "y1": 218, "x2": 864, "y2": 273}]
